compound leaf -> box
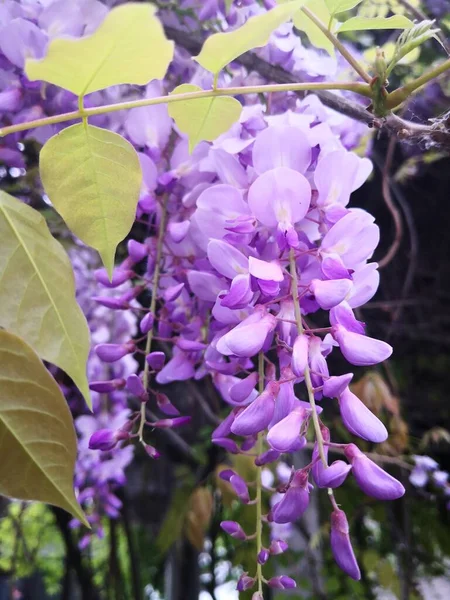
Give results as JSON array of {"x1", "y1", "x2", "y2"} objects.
[
  {"x1": 338, "y1": 15, "x2": 412, "y2": 32},
  {"x1": 39, "y1": 123, "x2": 142, "y2": 276},
  {"x1": 0, "y1": 330, "x2": 88, "y2": 526},
  {"x1": 169, "y1": 84, "x2": 242, "y2": 152},
  {"x1": 0, "y1": 192, "x2": 91, "y2": 406},
  {"x1": 26, "y1": 3, "x2": 173, "y2": 96}
]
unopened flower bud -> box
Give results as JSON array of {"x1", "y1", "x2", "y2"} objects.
[
  {"x1": 237, "y1": 573, "x2": 255, "y2": 592},
  {"x1": 267, "y1": 575, "x2": 296, "y2": 590},
  {"x1": 140, "y1": 312, "x2": 154, "y2": 334},
  {"x1": 330, "y1": 508, "x2": 361, "y2": 580},
  {"x1": 150, "y1": 416, "x2": 191, "y2": 429},
  {"x1": 95, "y1": 342, "x2": 135, "y2": 363},
  {"x1": 127, "y1": 240, "x2": 148, "y2": 263},
  {"x1": 89, "y1": 378, "x2": 125, "y2": 393},
  {"x1": 220, "y1": 521, "x2": 246, "y2": 540},
  {"x1": 89, "y1": 429, "x2": 117, "y2": 451},
  {"x1": 269, "y1": 539, "x2": 288, "y2": 555},
  {"x1": 155, "y1": 392, "x2": 180, "y2": 416},
  {"x1": 126, "y1": 374, "x2": 147, "y2": 401},
  {"x1": 257, "y1": 548, "x2": 269, "y2": 565},
  {"x1": 144, "y1": 444, "x2": 160, "y2": 459},
  {"x1": 146, "y1": 351, "x2": 165, "y2": 370},
  {"x1": 219, "y1": 469, "x2": 250, "y2": 504}
]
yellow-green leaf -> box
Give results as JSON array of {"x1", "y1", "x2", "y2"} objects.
[
  {"x1": 168, "y1": 84, "x2": 242, "y2": 152},
  {"x1": 325, "y1": 0, "x2": 363, "y2": 15},
  {"x1": 195, "y1": 0, "x2": 306, "y2": 75},
  {"x1": 39, "y1": 123, "x2": 142, "y2": 275},
  {"x1": 25, "y1": 3, "x2": 173, "y2": 96},
  {"x1": 0, "y1": 330, "x2": 88, "y2": 526},
  {"x1": 338, "y1": 15, "x2": 413, "y2": 33},
  {"x1": 0, "y1": 192, "x2": 91, "y2": 406},
  {"x1": 292, "y1": 0, "x2": 336, "y2": 57}
]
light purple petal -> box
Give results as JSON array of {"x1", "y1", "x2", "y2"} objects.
[
  {"x1": 339, "y1": 388, "x2": 388, "y2": 443},
  {"x1": 333, "y1": 325, "x2": 393, "y2": 366},
  {"x1": 252, "y1": 125, "x2": 311, "y2": 175}
]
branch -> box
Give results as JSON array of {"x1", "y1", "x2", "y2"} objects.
[{"x1": 165, "y1": 26, "x2": 450, "y2": 151}]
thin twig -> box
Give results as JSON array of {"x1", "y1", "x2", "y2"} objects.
[{"x1": 378, "y1": 138, "x2": 403, "y2": 268}]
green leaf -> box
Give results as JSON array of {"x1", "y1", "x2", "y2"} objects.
[
  {"x1": 194, "y1": 0, "x2": 306, "y2": 74},
  {"x1": 0, "y1": 192, "x2": 91, "y2": 406},
  {"x1": 168, "y1": 84, "x2": 242, "y2": 152},
  {"x1": 0, "y1": 330, "x2": 88, "y2": 526},
  {"x1": 39, "y1": 123, "x2": 142, "y2": 276},
  {"x1": 338, "y1": 15, "x2": 413, "y2": 33},
  {"x1": 386, "y1": 20, "x2": 441, "y2": 75},
  {"x1": 325, "y1": 0, "x2": 363, "y2": 15},
  {"x1": 292, "y1": 0, "x2": 336, "y2": 57},
  {"x1": 25, "y1": 3, "x2": 173, "y2": 96}
]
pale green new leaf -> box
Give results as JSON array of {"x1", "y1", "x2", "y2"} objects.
[
  {"x1": 195, "y1": 0, "x2": 307, "y2": 75},
  {"x1": 0, "y1": 192, "x2": 91, "y2": 406},
  {"x1": 25, "y1": 3, "x2": 173, "y2": 96},
  {"x1": 168, "y1": 84, "x2": 242, "y2": 152},
  {"x1": 0, "y1": 330, "x2": 88, "y2": 526},
  {"x1": 338, "y1": 15, "x2": 413, "y2": 33},
  {"x1": 292, "y1": 0, "x2": 336, "y2": 57},
  {"x1": 325, "y1": 0, "x2": 363, "y2": 16},
  {"x1": 39, "y1": 123, "x2": 142, "y2": 276}
]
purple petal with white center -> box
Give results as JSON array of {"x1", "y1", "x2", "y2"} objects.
[
  {"x1": 315, "y1": 150, "x2": 361, "y2": 208},
  {"x1": 332, "y1": 325, "x2": 393, "y2": 366},
  {"x1": 339, "y1": 387, "x2": 388, "y2": 443},
  {"x1": 345, "y1": 444, "x2": 405, "y2": 500},
  {"x1": 330, "y1": 509, "x2": 361, "y2": 580},
  {"x1": 248, "y1": 167, "x2": 311, "y2": 228},
  {"x1": 321, "y1": 211, "x2": 380, "y2": 269},
  {"x1": 207, "y1": 239, "x2": 248, "y2": 280},
  {"x1": 252, "y1": 125, "x2": 311, "y2": 175},
  {"x1": 311, "y1": 278, "x2": 352, "y2": 310}
]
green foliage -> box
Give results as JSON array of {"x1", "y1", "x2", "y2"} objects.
[
  {"x1": 0, "y1": 192, "x2": 91, "y2": 404},
  {"x1": 39, "y1": 123, "x2": 142, "y2": 275},
  {"x1": 291, "y1": 0, "x2": 336, "y2": 56},
  {"x1": 337, "y1": 14, "x2": 412, "y2": 33},
  {"x1": 25, "y1": 3, "x2": 173, "y2": 96},
  {"x1": 325, "y1": 0, "x2": 363, "y2": 16},
  {"x1": 195, "y1": 0, "x2": 307, "y2": 75},
  {"x1": 387, "y1": 20, "x2": 441, "y2": 75},
  {"x1": 169, "y1": 84, "x2": 242, "y2": 152},
  {"x1": 0, "y1": 330, "x2": 88, "y2": 525},
  {"x1": 0, "y1": 503, "x2": 65, "y2": 596}
]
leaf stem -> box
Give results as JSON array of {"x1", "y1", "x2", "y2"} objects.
[
  {"x1": 300, "y1": 6, "x2": 372, "y2": 84},
  {"x1": 255, "y1": 351, "x2": 265, "y2": 594},
  {"x1": 386, "y1": 58, "x2": 450, "y2": 109},
  {"x1": 289, "y1": 249, "x2": 327, "y2": 467},
  {"x1": 137, "y1": 195, "x2": 168, "y2": 444},
  {"x1": 0, "y1": 81, "x2": 371, "y2": 138}
]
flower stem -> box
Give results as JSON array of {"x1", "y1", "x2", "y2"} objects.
[
  {"x1": 137, "y1": 196, "x2": 169, "y2": 444},
  {"x1": 386, "y1": 58, "x2": 450, "y2": 109},
  {"x1": 300, "y1": 6, "x2": 371, "y2": 84},
  {"x1": 255, "y1": 351, "x2": 265, "y2": 594},
  {"x1": 0, "y1": 81, "x2": 371, "y2": 138},
  {"x1": 289, "y1": 249, "x2": 327, "y2": 467}
]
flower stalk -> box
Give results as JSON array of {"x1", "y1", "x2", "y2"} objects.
[
  {"x1": 255, "y1": 351, "x2": 265, "y2": 594},
  {"x1": 289, "y1": 249, "x2": 327, "y2": 467}
]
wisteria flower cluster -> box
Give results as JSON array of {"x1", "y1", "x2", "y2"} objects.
[{"x1": 86, "y1": 93, "x2": 407, "y2": 588}]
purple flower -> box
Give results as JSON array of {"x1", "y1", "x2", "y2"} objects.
[
  {"x1": 267, "y1": 575, "x2": 296, "y2": 590},
  {"x1": 219, "y1": 469, "x2": 250, "y2": 503},
  {"x1": 95, "y1": 342, "x2": 135, "y2": 363},
  {"x1": 89, "y1": 429, "x2": 118, "y2": 452},
  {"x1": 272, "y1": 470, "x2": 310, "y2": 524},
  {"x1": 291, "y1": 334, "x2": 308, "y2": 377},
  {"x1": 345, "y1": 444, "x2": 405, "y2": 500},
  {"x1": 267, "y1": 407, "x2": 307, "y2": 452},
  {"x1": 330, "y1": 508, "x2": 361, "y2": 580},
  {"x1": 237, "y1": 573, "x2": 255, "y2": 592},
  {"x1": 332, "y1": 325, "x2": 393, "y2": 366},
  {"x1": 231, "y1": 382, "x2": 279, "y2": 436},
  {"x1": 220, "y1": 520, "x2": 246, "y2": 540},
  {"x1": 339, "y1": 387, "x2": 388, "y2": 443},
  {"x1": 146, "y1": 351, "x2": 165, "y2": 371}
]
